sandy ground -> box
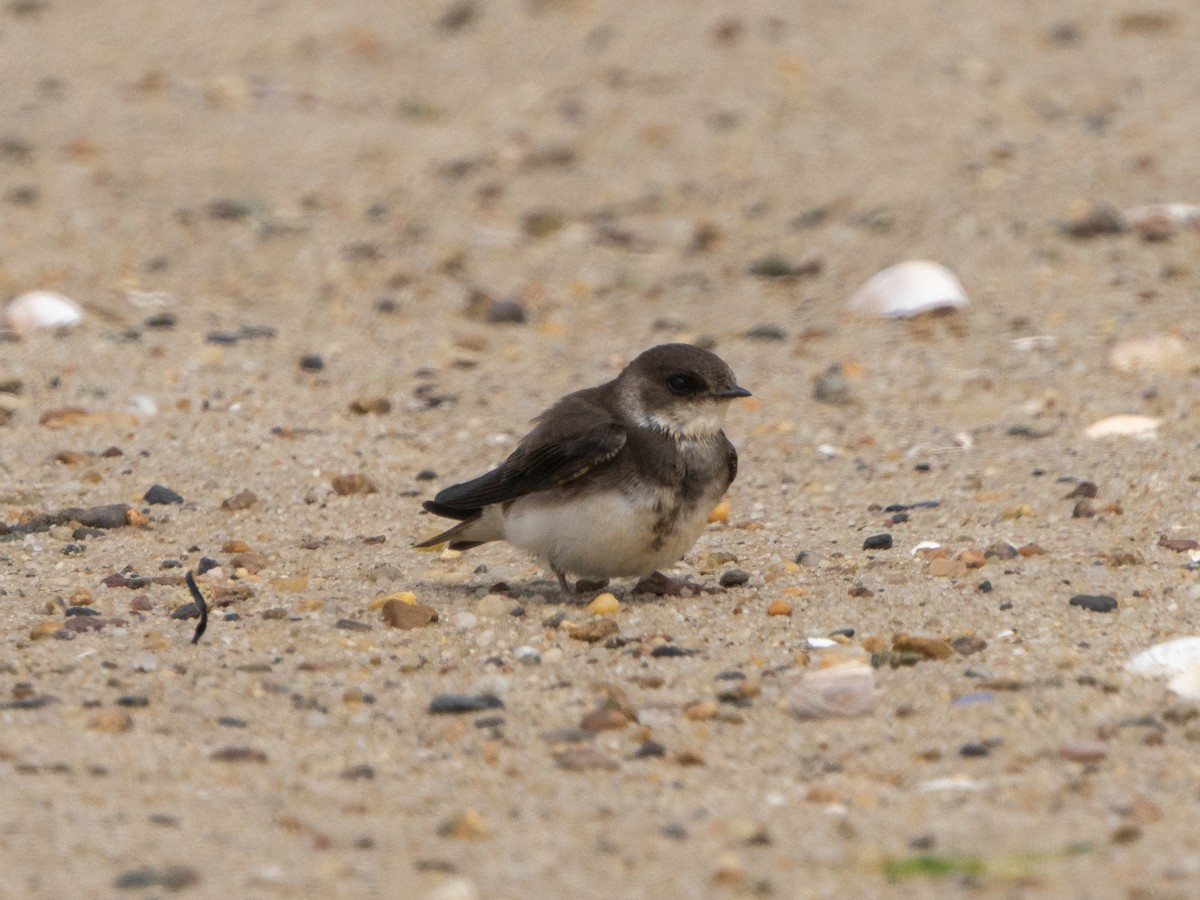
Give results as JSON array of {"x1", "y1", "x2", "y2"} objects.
[{"x1": 2, "y1": 1, "x2": 1200, "y2": 897}]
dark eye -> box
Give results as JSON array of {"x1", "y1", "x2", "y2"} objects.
[{"x1": 667, "y1": 373, "x2": 698, "y2": 395}]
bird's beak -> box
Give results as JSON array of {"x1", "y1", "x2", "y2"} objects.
[{"x1": 713, "y1": 385, "x2": 752, "y2": 399}]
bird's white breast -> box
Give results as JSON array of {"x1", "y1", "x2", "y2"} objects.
[{"x1": 502, "y1": 486, "x2": 713, "y2": 579}]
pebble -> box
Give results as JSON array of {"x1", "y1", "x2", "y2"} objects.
[
  {"x1": 585, "y1": 592, "x2": 620, "y2": 616},
  {"x1": 113, "y1": 866, "x2": 199, "y2": 891},
  {"x1": 580, "y1": 707, "x2": 629, "y2": 732},
  {"x1": 422, "y1": 877, "x2": 481, "y2": 900},
  {"x1": 144, "y1": 483, "x2": 183, "y2": 505},
  {"x1": 514, "y1": 646, "x2": 541, "y2": 664},
  {"x1": 719, "y1": 569, "x2": 750, "y2": 587},
  {"x1": 1108, "y1": 333, "x2": 1195, "y2": 375},
  {"x1": 634, "y1": 740, "x2": 667, "y2": 759},
  {"x1": 812, "y1": 364, "x2": 853, "y2": 405},
  {"x1": 568, "y1": 619, "x2": 618, "y2": 643},
  {"x1": 331, "y1": 473, "x2": 379, "y2": 495},
  {"x1": 683, "y1": 700, "x2": 719, "y2": 721},
  {"x1": 210, "y1": 746, "x2": 268, "y2": 763},
  {"x1": 88, "y1": 709, "x2": 133, "y2": 733},
  {"x1": 299, "y1": 353, "x2": 325, "y2": 372},
  {"x1": 1069, "y1": 594, "x2": 1119, "y2": 613},
  {"x1": 429, "y1": 694, "x2": 504, "y2": 714},
  {"x1": 554, "y1": 746, "x2": 619, "y2": 771},
  {"x1": 476, "y1": 593, "x2": 519, "y2": 618},
  {"x1": 707, "y1": 502, "x2": 729, "y2": 524},
  {"x1": 5, "y1": 290, "x2": 83, "y2": 336},
  {"x1": 650, "y1": 644, "x2": 697, "y2": 658},
  {"x1": 382, "y1": 599, "x2": 438, "y2": 629},
  {"x1": 1060, "y1": 740, "x2": 1108, "y2": 763},
  {"x1": 862, "y1": 533, "x2": 893, "y2": 551},
  {"x1": 790, "y1": 660, "x2": 880, "y2": 720},
  {"x1": 1085, "y1": 414, "x2": 1161, "y2": 440},
  {"x1": 893, "y1": 634, "x2": 955, "y2": 661},
  {"x1": 349, "y1": 397, "x2": 391, "y2": 415},
  {"x1": 845, "y1": 260, "x2": 969, "y2": 318},
  {"x1": 766, "y1": 600, "x2": 792, "y2": 617},
  {"x1": 1059, "y1": 200, "x2": 1125, "y2": 237},
  {"x1": 221, "y1": 489, "x2": 259, "y2": 510}
]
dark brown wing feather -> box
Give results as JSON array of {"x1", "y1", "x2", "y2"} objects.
[{"x1": 423, "y1": 394, "x2": 627, "y2": 520}]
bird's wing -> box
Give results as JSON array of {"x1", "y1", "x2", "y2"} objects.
[{"x1": 424, "y1": 404, "x2": 627, "y2": 518}]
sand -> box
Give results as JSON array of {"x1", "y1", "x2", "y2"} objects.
[{"x1": 2, "y1": 1, "x2": 1200, "y2": 897}]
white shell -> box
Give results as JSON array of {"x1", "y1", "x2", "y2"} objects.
[
  {"x1": 790, "y1": 660, "x2": 880, "y2": 720},
  {"x1": 1084, "y1": 414, "x2": 1161, "y2": 440},
  {"x1": 846, "y1": 260, "x2": 969, "y2": 318},
  {"x1": 1124, "y1": 203, "x2": 1200, "y2": 230},
  {"x1": 1107, "y1": 334, "x2": 1196, "y2": 374},
  {"x1": 6, "y1": 290, "x2": 83, "y2": 336},
  {"x1": 1126, "y1": 637, "x2": 1200, "y2": 676},
  {"x1": 1168, "y1": 667, "x2": 1200, "y2": 701}
]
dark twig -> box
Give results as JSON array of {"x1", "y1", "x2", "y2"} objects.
[{"x1": 185, "y1": 571, "x2": 208, "y2": 644}]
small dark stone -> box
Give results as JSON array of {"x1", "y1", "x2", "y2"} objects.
[
  {"x1": 61, "y1": 543, "x2": 86, "y2": 555},
  {"x1": 223, "y1": 612, "x2": 240, "y2": 621},
  {"x1": 161, "y1": 559, "x2": 181, "y2": 569},
  {"x1": 634, "y1": 739, "x2": 667, "y2": 759},
  {"x1": 484, "y1": 298, "x2": 526, "y2": 324},
  {"x1": 649, "y1": 645, "x2": 698, "y2": 658},
  {"x1": 335, "y1": 618, "x2": 372, "y2": 632},
  {"x1": 474, "y1": 715, "x2": 505, "y2": 729},
  {"x1": 217, "y1": 716, "x2": 247, "y2": 728},
  {"x1": 1064, "y1": 481, "x2": 1099, "y2": 499},
  {"x1": 1069, "y1": 594, "x2": 1118, "y2": 613},
  {"x1": 959, "y1": 742, "x2": 992, "y2": 758},
  {"x1": 299, "y1": 353, "x2": 325, "y2": 372},
  {"x1": 428, "y1": 693, "x2": 504, "y2": 714},
  {"x1": 171, "y1": 602, "x2": 200, "y2": 620},
  {"x1": 210, "y1": 746, "x2": 267, "y2": 763},
  {"x1": 978, "y1": 580, "x2": 993, "y2": 593},
  {"x1": 239, "y1": 324, "x2": 277, "y2": 340},
  {"x1": 208, "y1": 198, "x2": 256, "y2": 220},
  {"x1": 113, "y1": 865, "x2": 200, "y2": 891},
  {"x1": 829, "y1": 627, "x2": 856, "y2": 638},
  {"x1": 72, "y1": 527, "x2": 104, "y2": 540},
  {"x1": 416, "y1": 468, "x2": 438, "y2": 481},
  {"x1": 144, "y1": 483, "x2": 183, "y2": 505},
  {"x1": 204, "y1": 330, "x2": 241, "y2": 345},
  {"x1": 715, "y1": 670, "x2": 746, "y2": 681},
  {"x1": 542, "y1": 611, "x2": 568, "y2": 628},
  {"x1": 883, "y1": 500, "x2": 940, "y2": 512},
  {"x1": 890, "y1": 512, "x2": 909, "y2": 524},
  {"x1": 719, "y1": 568, "x2": 750, "y2": 588},
  {"x1": 64, "y1": 606, "x2": 100, "y2": 616},
  {"x1": 862, "y1": 533, "x2": 893, "y2": 551},
  {"x1": 913, "y1": 463, "x2": 932, "y2": 472},
  {"x1": 661, "y1": 823, "x2": 688, "y2": 840},
  {"x1": 340, "y1": 764, "x2": 376, "y2": 780},
  {"x1": 196, "y1": 556, "x2": 220, "y2": 575},
  {"x1": 117, "y1": 695, "x2": 150, "y2": 707},
  {"x1": 144, "y1": 312, "x2": 177, "y2": 329},
  {"x1": 743, "y1": 323, "x2": 787, "y2": 341}
]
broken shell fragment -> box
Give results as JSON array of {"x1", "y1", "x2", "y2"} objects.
[
  {"x1": 1084, "y1": 414, "x2": 1161, "y2": 440},
  {"x1": 1107, "y1": 334, "x2": 1196, "y2": 375},
  {"x1": 846, "y1": 260, "x2": 968, "y2": 319},
  {"x1": 6, "y1": 290, "x2": 84, "y2": 336},
  {"x1": 790, "y1": 660, "x2": 880, "y2": 720},
  {"x1": 1126, "y1": 637, "x2": 1200, "y2": 677}
]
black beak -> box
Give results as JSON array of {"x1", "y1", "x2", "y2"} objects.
[{"x1": 712, "y1": 385, "x2": 752, "y2": 399}]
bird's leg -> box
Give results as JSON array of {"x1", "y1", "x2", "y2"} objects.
[
  {"x1": 634, "y1": 571, "x2": 720, "y2": 596},
  {"x1": 553, "y1": 566, "x2": 575, "y2": 596}
]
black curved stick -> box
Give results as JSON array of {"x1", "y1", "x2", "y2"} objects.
[{"x1": 185, "y1": 571, "x2": 208, "y2": 644}]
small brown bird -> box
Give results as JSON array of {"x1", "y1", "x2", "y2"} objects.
[{"x1": 415, "y1": 343, "x2": 750, "y2": 594}]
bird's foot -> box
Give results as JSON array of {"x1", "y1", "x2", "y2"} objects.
[
  {"x1": 553, "y1": 570, "x2": 609, "y2": 604},
  {"x1": 634, "y1": 571, "x2": 720, "y2": 597}
]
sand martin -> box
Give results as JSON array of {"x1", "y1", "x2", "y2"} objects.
[{"x1": 415, "y1": 343, "x2": 750, "y2": 595}]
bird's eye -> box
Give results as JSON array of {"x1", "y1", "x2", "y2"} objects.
[{"x1": 667, "y1": 374, "x2": 697, "y2": 394}]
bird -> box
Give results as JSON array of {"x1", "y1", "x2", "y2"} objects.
[{"x1": 414, "y1": 343, "x2": 750, "y2": 596}]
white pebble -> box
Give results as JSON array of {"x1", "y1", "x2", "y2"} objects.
[
  {"x1": 5, "y1": 290, "x2": 84, "y2": 336},
  {"x1": 514, "y1": 645, "x2": 541, "y2": 664},
  {"x1": 453, "y1": 612, "x2": 478, "y2": 629},
  {"x1": 476, "y1": 593, "x2": 518, "y2": 618},
  {"x1": 1107, "y1": 333, "x2": 1195, "y2": 375},
  {"x1": 846, "y1": 260, "x2": 969, "y2": 319}
]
